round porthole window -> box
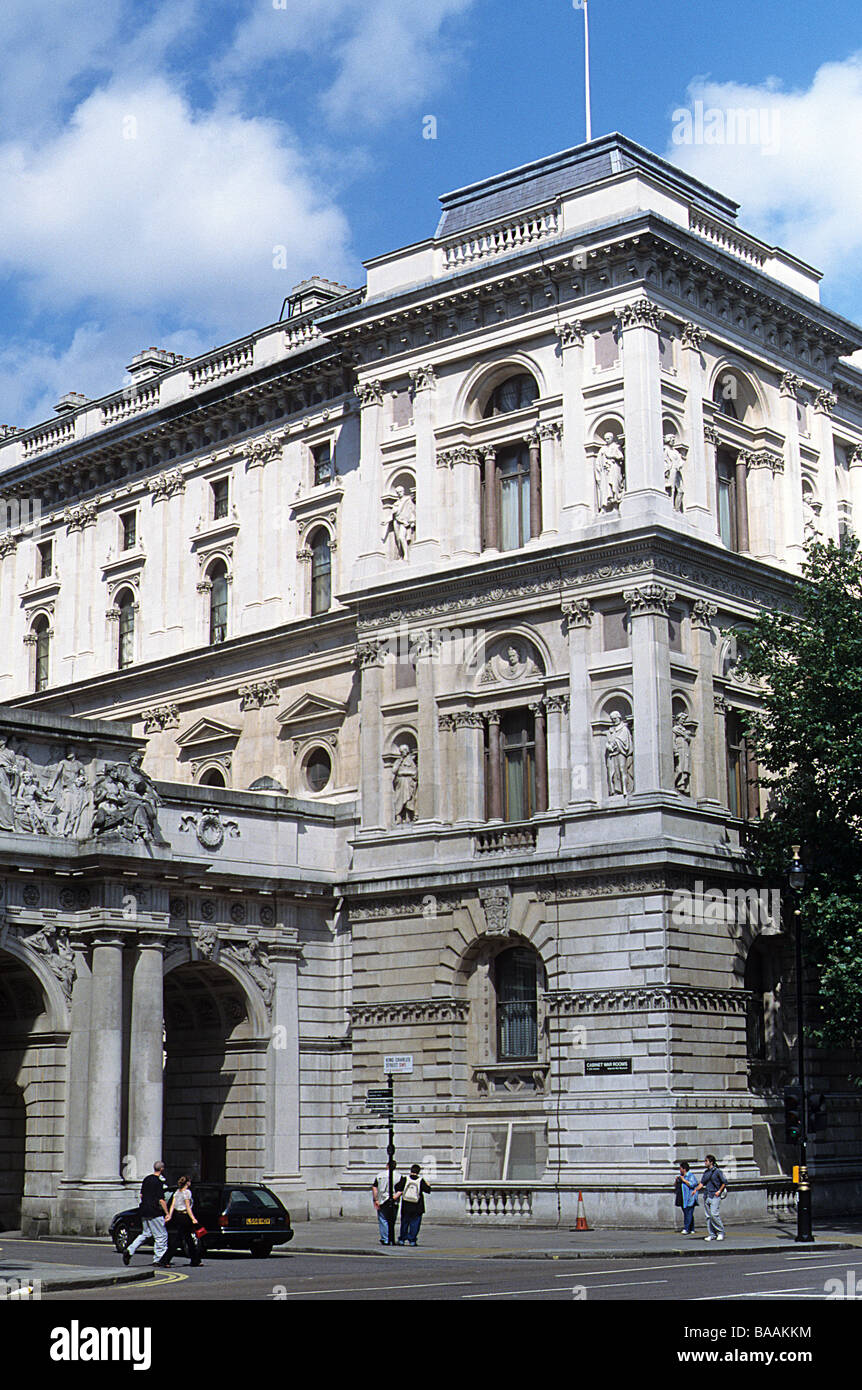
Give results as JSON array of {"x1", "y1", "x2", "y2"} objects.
[{"x1": 306, "y1": 748, "x2": 332, "y2": 792}]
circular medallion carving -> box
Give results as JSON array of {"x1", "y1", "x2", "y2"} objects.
[
  {"x1": 169, "y1": 897, "x2": 187, "y2": 920},
  {"x1": 59, "y1": 888, "x2": 77, "y2": 911},
  {"x1": 22, "y1": 885, "x2": 40, "y2": 907},
  {"x1": 200, "y1": 899, "x2": 215, "y2": 922},
  {"x1": 196, "y1": 813, "x2": 225, "y2": 852},
  {"x1": 259, "y1": 905, "x2": 275, "y2": 928},
  {"x1": 229, "y1": 902, "x2": 247, "y2": 925}
]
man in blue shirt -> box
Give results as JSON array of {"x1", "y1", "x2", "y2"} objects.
[{"x1": 696, "y1": 1154, "x2": 728, "y2": 1242}]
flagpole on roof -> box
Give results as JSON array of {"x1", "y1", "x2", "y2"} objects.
[{"x1": 583, "y1": 0, "x2": 592, "y2": 142}]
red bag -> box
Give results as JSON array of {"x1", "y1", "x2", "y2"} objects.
[{"x1": 194, "y1": 1226, "x2": 206, "y2": 1239}]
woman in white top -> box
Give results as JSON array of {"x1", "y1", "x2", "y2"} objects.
[{"x1": 167, "y1": 1176, "x2": 202, "y2": 1266}]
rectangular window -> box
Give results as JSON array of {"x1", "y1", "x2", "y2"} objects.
[
  {"x1": 725, "y1": 709, "x2": 759, "y2": 820},
  {"x1": 37, "y1": 540, "x2": 53, "y2": 580},
  {"x1": 312, "y1": 442, "x2": 333, "y2": 486},
  {"x1": 120, "y1": 511, "x2": 137, "y2": 551},
  {"x1": 211, "y1": 477, "x2": 230, "y2": 520},
  {"x1": 502, "y1": 710, "x2": 535, "y2": 822},
  {"x1": 462, "y1": 1122, "x2": 548, "y2": 1182},
  {"x1": 717, "y1": 450, "x2": 737, "y2": 550}
]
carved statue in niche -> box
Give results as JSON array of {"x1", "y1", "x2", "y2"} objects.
[
  {"x1": 392, "y1": 743, "x2": 419, "y2": 823},
  {"x1": 604, "y1": 711, "x2": 634, "y2": 795},
  {"x1": 482, "y1": 640, "x2": 541, "y2": 684},
  {"x1": 0, "y1": 734, "x2": 15, "y2": 831},
  {"x1": 663, "y1": 432, "x2": 686, "y2": 512},
  {"x1": 672, "y1": 715, "x2": 695, "y2": 793},
  {"x1": 594, "y1": 431, "x2": 626, "y2": 512},
  {"x1": 382, "y1": 484, "x2": 416, "y2": 559}
]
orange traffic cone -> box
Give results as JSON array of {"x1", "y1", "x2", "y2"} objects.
[{"x1": 575, "y1": 1190, "x2": 590, "y2": 1231}]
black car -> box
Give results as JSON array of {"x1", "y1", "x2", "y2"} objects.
[{"x1": 110, "y1": 1182, "x2": 294, "y2": 1257}]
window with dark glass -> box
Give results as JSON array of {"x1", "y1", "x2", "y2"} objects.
[
  {"x1": 714, "y1": 375, "x2": 739, "y2": 419},
  {"x1": 744, "y1": 942, "x2": 768, "y2": 1061},
  {"x1": 209, "y1": 561, "x2": 228, "y2": 644},
  {"x1": 211, "y1": 477, "x2": 229, "y2": 520},
  {"x1": 310, "y1": 530, "x2": 331, "y2": 615},
  {"x1": 481, "y1": 444, "x2": 533, "y2": 552},
  {"x1": 199, "y1": 768, "x2": 226, "y2": 789},
  {"x1": 312, "y1": 442, "x2": 333, "y2": 486},
  {"x1": 117, "y1": 589, "x2": 135, "y2": 669},
  {"x1": 725, "y1": 709, "x2": 759, "y2": 820},
  {"x1": 716, "y1": 450, "x2": 737, "y2": 549},
  {"x1": 482, "y1": 373, "x2": 539, "y2": 418},
  {"x1": 37, "y1": 540, "x2": 53, "y2": 580},
  {"x1": 305, "y1": 748, "x2": 332, "y2": 792},
  {"x1": 120, "y1": 511, "x2": 137, "y2": 551},
  {"x1": 33, "y1": 617, "x2": 50, "y2": 692},
  {"x1": 495, "y1": 947, "x2": 539, "y2": 1061}
]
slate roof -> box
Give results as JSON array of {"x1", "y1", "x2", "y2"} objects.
[{"x1": 435, "y1": 132, "x2": 739, "y2": 238}]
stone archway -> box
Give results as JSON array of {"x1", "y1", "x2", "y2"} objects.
[
  {"x1": 163, "y1": 960, "x2": 266, "y2": 1184},
  {"x1": 0, "y1": 947, "x2": 62, "y2": 1230}
]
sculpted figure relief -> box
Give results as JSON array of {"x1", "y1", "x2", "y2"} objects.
[
  {"x1": 0, "y1": 735, "x2": 15, "y2": 831},
  {"x1": 663, "y1": 432, "x2": 685, "y2": 512},
  {"x1": 595, "y1": 432, "x2": 626, "y2": 512},
  {"x1": 392, "y1": 743, "x2": 419, "y2": 823},
  {"x1": 604, "y1": 711, "x2": 634, "y2": 795},
  {"x1": 382, "y1": 485, "x2": 416, "y2": 559},
  {"x1": 48, "y1": 746, "x2": 86, "y2": 836},
  {"x1": 93, "y1": 752, "x2": 169, "y2": 847},
  {"x1": 673, "y1": 715, "x2": 695, "y2": 793}
]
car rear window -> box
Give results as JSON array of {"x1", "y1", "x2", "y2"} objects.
[{"x1": 225, "y1": 1187, "x2": 283, "y2": 1211}]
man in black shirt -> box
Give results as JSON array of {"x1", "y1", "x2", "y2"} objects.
[
  {"x1": 123, "y1": 1160, "x2": 171, "y2": 1267},
  {"x1": 395, "y1": 1163, "x2": 431, "y2": 1246}
]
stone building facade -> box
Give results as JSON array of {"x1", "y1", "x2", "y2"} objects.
[{"x1": 1, "y1": 134, "x2": 861, "y2": 1232}]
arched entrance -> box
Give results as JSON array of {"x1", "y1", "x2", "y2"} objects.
[
  {"x1": 0, "y1": 948, "x2": 57, "y2": 1229},
  {"x1": 163, "y1": 960, "x2": 266, "y2": 1184}
]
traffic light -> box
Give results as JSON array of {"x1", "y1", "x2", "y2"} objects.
[
  {"x1": 784, "y1": 1084, "x2": 804, "y2": 1143},
  {"x1": 808, "y1": 1092, "x2": 827, "y2": 1134}
]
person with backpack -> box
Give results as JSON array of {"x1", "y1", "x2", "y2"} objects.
[
  {"x1": 695, "y1": 1154, "x2": 728, "y2": 1241},
  {"x1": 395, "y1": 1163, "x2": 431, "y2": 1246},
  {"x1": 675, "y1": 1161, "x2": 699, "y2": 1235}
]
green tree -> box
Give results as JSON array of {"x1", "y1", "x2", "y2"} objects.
[{"x1": 736, "y1": 535, "x2": 862, "y2": 1055}]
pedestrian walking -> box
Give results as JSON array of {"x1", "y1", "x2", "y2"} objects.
[
  {"x1": 395, "y1": 1163, "x2": 431, "y2": 1246},
  {"x1": 123, "y1": 1160, "x2": 171, "y2": 1267},
  {"x1": 695, "y1": 1154, "x2": 728, "y2": 1242},
  {"x1": 166, "y1": 1176, "x2": 203, "y2": 1266},
  {"x1": 371, "y1": 1160, "x2": 401, "y2": 1245},
  {"x1": 675, "y1": 1161, "x2": 698, "y2": 1235}
]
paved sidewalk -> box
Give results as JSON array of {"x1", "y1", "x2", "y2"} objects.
[
  {"x1": 293, "y1": 1216, "x2": 862, "y2": 1260},
  {"x1": 0, "y1": 1256, "x2": 153, "y2": 1296}
]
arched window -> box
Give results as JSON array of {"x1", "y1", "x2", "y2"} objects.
[
  {"x1": 208, "y1": 561, "x2": 229, "y2": 644},
  {"x1": 482, "y1": 373, "x2": 539, "y2": 418},
  {"x1": 310, "y1": 529, "x2": 332, "y2": 615},
  {"x1": 305, "y1": 747, "x2": 332, "y2": 792},
  {"x1": 117, "y1": 589, "x2": 135, "y2": 670},
  {"x1": 495, "y1": 947, "x2": 541, "y2": 1061},
  {"x1": 33, "y1": 616, "x2": 50, "y2": 692},
  {"x1": 199, "y1": 768, "x2": 226, "y2": 789}
]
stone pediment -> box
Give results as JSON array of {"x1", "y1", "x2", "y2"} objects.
[
  {"x1": 175, "y1": 718, "x2": 241, "y2": 749},
  {"x1": 276, "y1": 694, "x2": 347, "y2": 729}
]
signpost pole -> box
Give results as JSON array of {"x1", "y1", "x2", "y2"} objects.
[{"x1": 386, "y1": 1071, "x2": 396, "y2": 1246}]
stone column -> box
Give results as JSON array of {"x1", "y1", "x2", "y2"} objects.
[
  {"x1": 531, "y1": 700, "x2": 548, "y2": 813},
  {"x1": 713, "y1": 695, "x2": 730, "y2": 809},
  {"x1": 813, "y1": 390, "x2": 840, "y2": 543},
  {"x1": 850, "y1": 446, "x2": 862, "y2": 539},
  {"x1": 441, "y1": 447, "x2": 482, "y2": 560},
  {"x1": 562, "y1": 599, "x2": 595, "y2": 807},
  {"x1": 538, "y1": 422, "x2": 562, "y2": 538},
  {"x1": 354, "y1": 380, "x2": 386, "y2": 580},
  {"x1": 734, "y1": 454, "x2": 751, "y2": 554},
  {"x1": 780, "y1": 372, "x2": 806, "y2": 568},
  {"x1": 616, "y1": 299, "x2": 670, "y2": 518},
  {"x1": 526, "y1": 432, "x2": 542, "y2": 540},
  {"x1": 556, "y1": 321, "x2": 590, "y2": 526},
  {"x1": 357, "y1": 639, "x2": 386, "y2": 831},
  {"x1": 264, "y1": 943, "x2": 304, "y2": 1190},
  {"x1": 742, "y1": 452, "x2": 780, "y2": 562},
  {"x1": 414, "y1": 631, "x2": 440, "y2": 821},
  {"x1": 437, "y1": 715, "x2": 456, "y2": 823},
  {"x1": 84, "y1": 934, "x2": 125, "y2": 1182},
  {"x1": 690, "y1": 601, "x2": 721, "y2": 807},
  {"x1": 545, "y1": 694, "x2": 569, "y2": 810},
  {"x1": 453, "y1": 713, "x2": 485, "y2": 821},
  {"x1": 410, "y1": 365, "x2": 440, "y2": 563},
  {"x1": 703, "y1": 425, "x2": 722, "y2": 540},
  {"x1": 623, "y1": 583, "x2": 676, "y2": 796},
  {"x1": 482, "y1": 447, "x2": 498, "y2": 552},
  {"x1": 485, "y1": 711, "x2": 503, "y2": 821},
  {"x1": 127, "y1": 935, "x2": 166, "y2": 1184},
  {"x1": 680, "y1": 323, "x2": 712, "y2": 529}
]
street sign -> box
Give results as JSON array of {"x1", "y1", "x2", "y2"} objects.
[
  {"x1": 384, "y1": 1054, "x2": 414, "y2": 1074},
  {"x1": 366, "y1": 1089, "x2": 391, "y2": 1099}
]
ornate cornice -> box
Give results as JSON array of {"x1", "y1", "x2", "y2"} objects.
[
  {"x1": 409, "y1": 365, "x2": 437, "y2": 394},
  {"x1": 354, "y1": 380, "x2": 384, "y2": 408},
  {"x1": 64, "y1": 501, "x2": 97, "y2": 533},
  {"x1": 349, "y1": 998, "x2": 470, "y2": 1026},
  {"x1": 238, "y1": 680, "x2": 279, "y2": 711},
  {"x1": 681, "y1": 321, "x2": 705, "y2": 351},
  {"x1": 690, "y1": 599, "x2": 718, "y2": 630},
  {"x1": 146, "y1": 469, "x2": 185, "y2": 502},
  {"x1": 813, "y1": 389, "x2": 837, "y2": 416},
  {"x1": 555, "y1": 320, "x2": 585, "y2": 349},
  {"x1": 544, "y1": 986, "x2": 751, "y2": 1016},
  {"x1": 436, "y1": 445, "x2": 481, "y2": 469},
  {"x1": 562, "y1": 598, "x2": 593, "y2": 630},
  {"x1": 780, "y1": 371, "x2": 804, "y2": 400},
  {"x1": 742, "y1": 449, "x2": 784, "y2": 474},
  {"x1": 356, "y1": 639, "x2": 387, "y2": 669},
  {"x1": 140, "y1": 703, "x2": 180, "y2": 733},
  {"x1": 238, "y1": 430, "x2": 286, "y2": 468}
]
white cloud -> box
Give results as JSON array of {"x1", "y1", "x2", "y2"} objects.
[
  {"x1": 0, "y1": 78, "x2": 353, "y2": 332},
  {"x1": 665, "y1": 56, "x2": 862, "y2": 306},
  {"x1": 219, "y1": 0, "x2": 477, "y2": 126}
]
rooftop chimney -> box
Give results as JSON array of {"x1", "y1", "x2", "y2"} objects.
[
  {"x1": 54, "y1": 392, "x2": 90, "y2": 414},
  {"x1": 284, "y1": 278, "x2": 350, "y2": 319},
  {"x1": 127, "y1": 347, "x2": 187, "y2": 383}
]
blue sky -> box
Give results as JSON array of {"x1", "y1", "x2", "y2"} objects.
[{"x1": 1, "y1": 0, "x2": 861, "y2": 426}]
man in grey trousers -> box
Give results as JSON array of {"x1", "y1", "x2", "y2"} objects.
[
  {"x1": 123, "y1": 1160, "x2": 171, "y2": 1267},
  {"x1": 696, "y1": 1154, "x2": 728, "y2": 1242}
]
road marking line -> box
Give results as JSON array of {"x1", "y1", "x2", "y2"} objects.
[
  {"x1": 270, "y1": 1279, "x2": 474, "y2": 1296},
  {"x1": 692, "y1": 1286, "x2": 819, "y2": 1300},
  {"x1": 465, "y1": 1279, "x2": 668, "y2": 1299},
  {"x1": 554, "y1": 1261, "x2": 712, "y2": 1278},
  {"x1": 744, "y1": 1260, "x2": 858, "y2": 1276}
]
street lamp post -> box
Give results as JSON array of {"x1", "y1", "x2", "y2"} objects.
[{"x1": 788, "y1": 845, "x2": 814, "y2": 1244}]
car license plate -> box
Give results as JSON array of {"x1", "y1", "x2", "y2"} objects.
[{"x1": 246, "y1": 1218, "x2": 272, "y2": 1226}]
